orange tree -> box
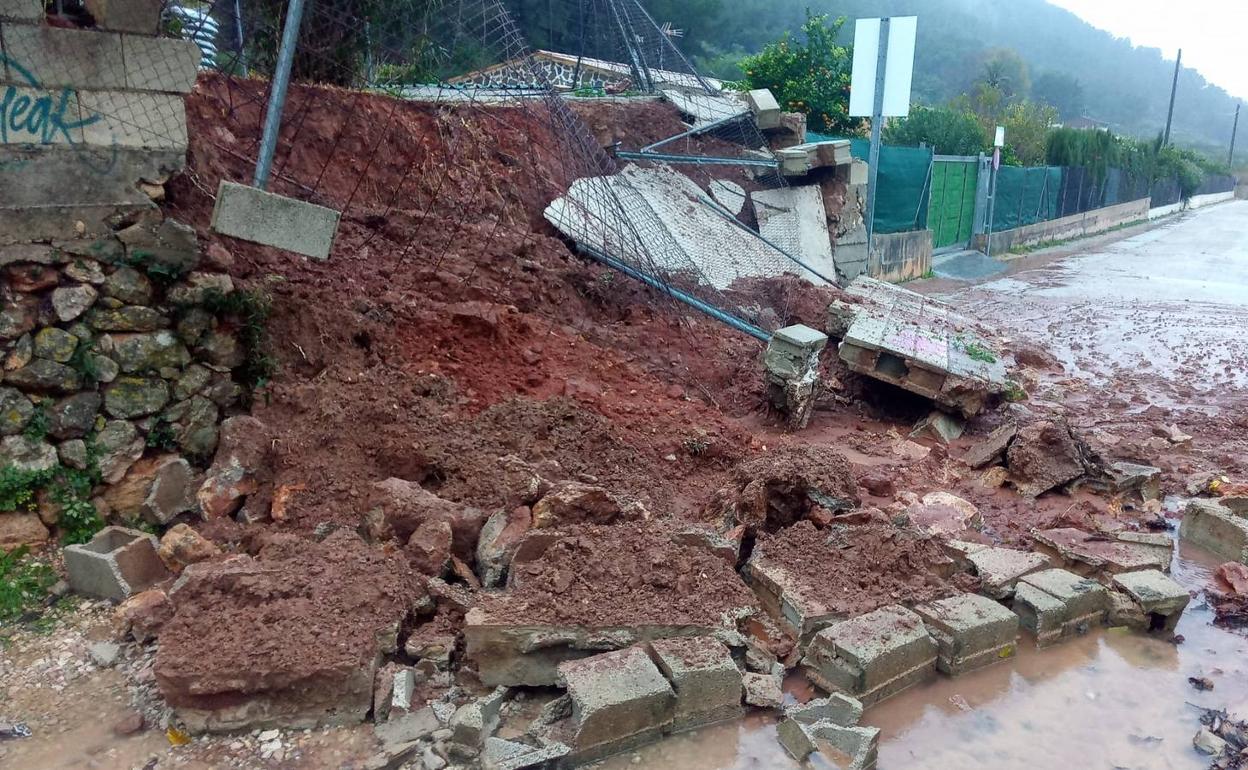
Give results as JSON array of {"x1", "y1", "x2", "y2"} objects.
[{"x1": 737, "y1": 12, "x2": 860, "y2": 135}]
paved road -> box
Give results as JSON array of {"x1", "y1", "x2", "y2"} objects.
[{"x1": 936, "y1": 201, "x2": 1248, "y2": 411}]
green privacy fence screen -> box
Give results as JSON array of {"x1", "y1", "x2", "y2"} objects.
[
  {"x1": 991, "y1": 166, "x2": 1061, "y2": 231},
  {"x1": 848, "y1": 139, "x2": 933, "y2": 234},
  {"x1": 808, "y1": 132, "x2": 933, "y2": 235}
]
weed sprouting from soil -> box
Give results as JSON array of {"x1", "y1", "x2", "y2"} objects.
[
  {"x1": 200, "y1": 287, "x2": 278, "y2": 400},
  {"x1": 0, "y1": 546, "x2": 55, "y2": 625}
]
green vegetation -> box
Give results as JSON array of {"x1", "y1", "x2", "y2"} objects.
[
  {"x1": 22, "y1": 402, "x2": 49, "y2": 441},
  {"x1": 884, "y1": 106, "x2": 987, "y2": 156},
  {"x1": 736, "y1": 13, "x2": 856, "y2": 135},
  {"x1": 146, "y1": 419, "x2": 179, "y2": 451},
  {"x1": 955, "y1": 335, "x2": 998, "y2": 364},
  {"x1": 68, "y1": 341, "x2": 101, "y2": 386},
  {"x1": 1004, "y1": 380, "x2": 1028, "y2": 402},
  {"x1": 200, "y1": 288, "x2": 278, "y2": 396},
  {"x1": 0, "y1": 546, "x2": 56, "y2": 625},
  {"x1": 0, "y1": 443, "x2": 104, "y2": 546},
  {"x1": 122, "y1": 249, "x2": 190, "y2": 286}
]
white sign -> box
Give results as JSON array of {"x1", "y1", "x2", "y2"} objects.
[
  {"x1": 994, "y1": 125, "x2": 1005, "y2": 147},
  {"x1": 849, "y1": 16, "x2": 917, "y2": 118}
]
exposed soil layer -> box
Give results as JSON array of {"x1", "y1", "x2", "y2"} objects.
[
  {"x1": 479, "y1": 522, "x2": 758, "y2": 627},
  {"x1": 707, "y1": 444, "x2": 861, "y2": 532},
  {"x1": 154, "y1": 531, "x2": 422, "y2": 704},
  {"x1": 756, "y1": 520, "x2": 972, "y2": 617}
]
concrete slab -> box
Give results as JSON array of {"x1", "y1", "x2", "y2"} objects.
[
  {"x1": 967, "y1": 546, "x2": 1051, "y2": 599},
  {"x1": 1033, "y1": 527, "x2": 1172, "y2": 575},
  {"x1": 1015, "y1": 568, "x2": 1109, "y2": 646},
  {"x1": 752, "y1": 186, "x2": 836, "y2": 285},
  {"x1": 545, "y1": 165, "x2": 794, "y2": 291},
  {"x1": 1180, "y1": 499, "x2": 1248, "y2": 564},
  {"x1": 914, "y1": 593, "x2": 1019, "y2": 675},
  {"x1": 833, "y1": 276, "x2": 1007, "y2": 416},
  {"x1": 210, "y1": 181, "x2": 341, "y2": 261},
  {"x1": 709, "y1": 179, "x2": 747, "y2": 216},
  {"x1": 661, "y1": 89, "x2": 748, "y2": 127},
  {"x1": 1112, "y1": 569, "x2": 1190, "y2": 632},
  {"x1": 801, "y1": 605, "x2": 937, "y2": 706},
  {"x1": 557, "y1": 646, "x2": 675, "y2": 763},
  {"x1": 64, "y1": 525, "x2": 171, "y2": 600},
  {"x1": 481, "y1": 737, "x2": 570, "y2": 770},
  {"x1": 648, "y1": 636, "x2": 742, "y2": 732}
]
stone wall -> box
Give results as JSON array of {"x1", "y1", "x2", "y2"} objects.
[
  {"x1": 0, "y1": 6, "x2": 249, "y2": 550},
  {"x1": 1, "y1": 0, "x2": 200, "y2": 243},
  {"x1": 1, "y1": 214, "x2": 249, "y2": 549}
]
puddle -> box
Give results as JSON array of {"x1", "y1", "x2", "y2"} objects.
[{"x1": 592, "y1": 540, "x2": 1248, "y2": 769}]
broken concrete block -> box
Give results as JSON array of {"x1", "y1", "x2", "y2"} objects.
[
  {"x1": 1033, "y1": 528, "x2": 1172, "y2": 575},
  {"x1": 746, "y1": 89, "x2": 782, "y2": 129},
  {"x1": 752, "y1": 186, "x2": 836, "y2": 285},
  {"x1": 1112, "y1": 569, "x2": 1190, "y2": 633},
  {"x1": 481, "y1": 737, "x2": 571, "y2": 770},
  {"x1": 962, "y1": 423, "x2": 1017, "y2": 468},
  {"x1": 835, "y1": 276, "x2": 1007, "y2": 417},
  {"x1": 742, "y1": 671, "x2": 783, "y2": 709},
  {"x1": 968, "y1": 546, "x2": 1051, "y2": 599},
  {"x1": 786, "y1": 693, "x2": 864, "y2": 727},
  {"x1": 557, "y1": 647, "x2": 675, "y2": 762},
  {"x1": 1180, "y1": 499, "x2": 1248, "y2": 564},
  {"x1": 764, "y1": 324, "x2": 828, "y2": 430},
  {"x1": 778, "y1": 716, "x2": 879, "y2": 769},
  {"x1": 914, "y1": 593, "x2": 1019, "y2": 675},
  {"x1": 64, "y1": 526, "x2": 171, "y2": 601},
  {"x1": 847, "y1": 159, "x2": 869, "y2": 186},
  {"x1": 449, "y1": 687, "x2": 508, "y2": 751},
  {"x1": 777, "y1": 146, "x2": 815, "y2": 176},
  {"x1": 910, "y1": 411, "x2": 965, "y2": 444},
  {"x1": 1014, "y1": 568, "x2": 1109, "y2": 646},
  {"x1": 648, "y1": 636, "x2": 743, "y2": 731},
  {"x1": 905, "y1": 491, "x2": 981, "y2": 536},
  {"x1": 1106, "y1": 461, "x2": 1162, "y2": 501},
  {"x1": 802, "y1": 605, "x2": 937, "y2": 706},
  {"x1": 375, "y1": 706, "x2": 442, "y2": 756},
  {"x1": 1006, "y1": 421, "x2": 1087, "y2": 497},
  {"x1": 210, "y1": 181, "x2": 341, "y2": 261}
]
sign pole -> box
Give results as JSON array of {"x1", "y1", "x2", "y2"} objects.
[{"x1": 864, "y1": 18, "x2": 891, "y2": 258}]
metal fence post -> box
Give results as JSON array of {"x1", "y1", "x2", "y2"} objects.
[{"x1": 253, "y1": 0, "x2": 308, "y2": 190}]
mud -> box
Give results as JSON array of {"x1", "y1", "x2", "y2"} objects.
[
  {"x1": 481, "y1": 522, "x2": 757, "y2": 627},
  {"x1": 755, "y1": 520, "x2": 972, "y2": 618}
]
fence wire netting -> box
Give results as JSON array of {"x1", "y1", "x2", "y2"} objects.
[{"x1": 134, "y1": 0, "x2": 826, "y2": 337}]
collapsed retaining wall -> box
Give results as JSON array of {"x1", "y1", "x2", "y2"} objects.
[
  {"x1": 971, "y1": 198, "x2": 1150, "y2": 253},
  {"x1": 867, "y1": 229, "x2": 932, "y2": 283}
]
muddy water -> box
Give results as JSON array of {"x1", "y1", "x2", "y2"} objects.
[{"x1": 593, "y1": 540, "x2": 1248, "y2": 770}]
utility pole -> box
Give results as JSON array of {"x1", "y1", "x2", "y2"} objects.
[
  {"x1": 1230, "y1": 104, "x2": 1241, "y2": 168},
  {"x1": 1163, "y1": 48, "x2": 1181, "y2": 147}
]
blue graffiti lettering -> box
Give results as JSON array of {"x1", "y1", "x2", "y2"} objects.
[{"x1": 0, "y1": 55, "x2": 101, "y2": 144}]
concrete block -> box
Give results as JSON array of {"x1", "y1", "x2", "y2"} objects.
[
  {"x1": 764, "y1": 324, "x2": 827, "y2": 380},
  {"x1": 778, "y1": 718, "x2": 879, "y2": 769},
  {"x1": 0, "y1": 144, "x2": 181, "y2": 208},
  {"x1": 78, "y1": 90, "x2": 187, "y2": 150},
  {"x1": 777, "y1": 146, "x2": 815, "y2": 176},
  {"x1": 83, "y1": 0, "x2": 162, "y2": 34},
  {"x1": 121, "y1": 34, "x2": 202, "y2": 93},
  {"x1": 558, "y1": 646, "x2": 675, "y2": 762},
  {"x1": 1033, "y1": 527, "x2": 1171, "y2": 575},
  {"x1": 1112, "y1": 569, "x2": 1190, "y2": 632},
  {"x1": 801, "y1": 605, "x2": 937, "y2": 706},
  {"x1": 751, "y1": 186, "x2": 836, "y2": 284},
  {"x1": 848, "y1": 159, "x2": 868, "y2": 186},
  {"x1": 211, "y1": 181, "x2": 341, "y2": 261},
  {"x1": 648, "y1": 636, "x2": 742, "y2": 732},
  {"x1": 746, "y1": 556, "x2": 844, "y2": 646},
  {"x1": 914, "y1": 593, "x2": 1019, "y2": 675},
  {"x1": 64, "y1": 525, "x2": 171, "y2": 600},
  {"x1": 1, "y1": 24, "x2": 126, "y2": 90},
  {"x1": 1012, "y1": 582, "x2": 1067, "y2": 646},
  {"x1": 481, "y1": 737, "x2": 570, "y2": 770},
  {"x1": 1180, "y1": 499, "x2": 1248, "y2": 564},
  {"x1": 785, "y1": 693, "x2": 864, "y2": 727},
  {"x1": 968, "y1": 546, "x2": 1051, "y2": 599},
  {"x1": 0, "y1": 0, "x2": 42, "y2": 21},
  {"x1": 910, "y1": 410, "x2": 965, "y2": 444},
  {"x1": 0, "y1": 86, "x2": 86, "y2": 145},
  {"x1": 746, "y1": 89, "x2": 781, "y2": 129},
  {"x1": 449, "y1": 687, "x2": 507, "y2": 750},
  {"x1": 1014, "y1": 568, "x2": 1109, "y2": 646}
]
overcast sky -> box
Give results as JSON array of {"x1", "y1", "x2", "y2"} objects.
[{"x1": 1047, "y1": 0, "x2": 1248, "y2": 102}]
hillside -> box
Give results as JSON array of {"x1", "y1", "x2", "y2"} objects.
[{"x1": 509, "y1": 0, "x2": 1241, "y2": 153}]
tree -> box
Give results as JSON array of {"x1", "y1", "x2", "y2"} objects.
[
  {"x1": 1032, "y1": 71, "x2": 1085, "y2": 120},
  {"x1": 737, "y1": 12, "x2": 859, "y2": 135},
  {"x1": 1002, "y1": 101, "x2": 1058, "y2": 165},
  {"x1": 979, "y1": 48, "x2": 1030, "y2": 101},
  {"x1": 883, "y1": 106, "x2": 987, "y2": 155}
]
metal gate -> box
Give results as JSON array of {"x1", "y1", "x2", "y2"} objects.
[{"x1": 928, "y1": 155, "x2": 980, "y2": 250}]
